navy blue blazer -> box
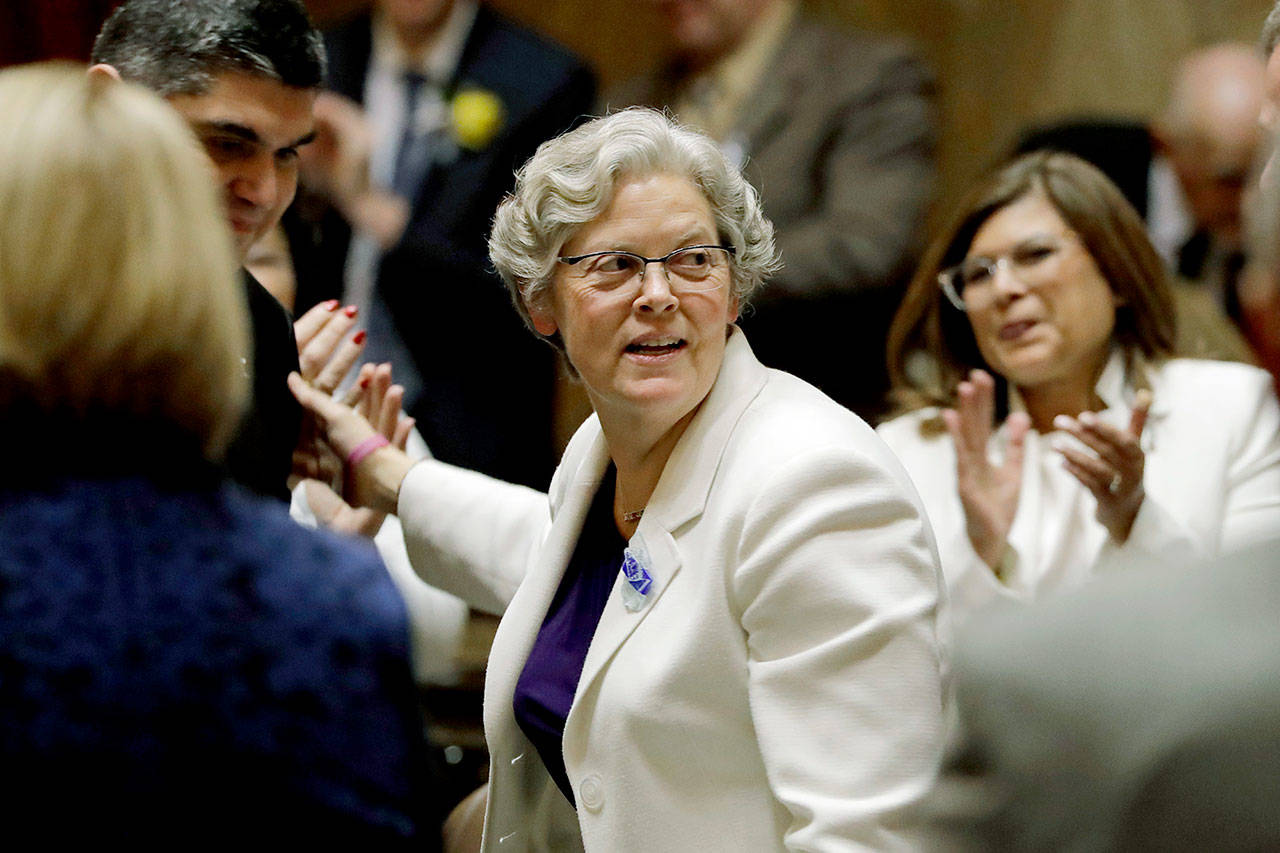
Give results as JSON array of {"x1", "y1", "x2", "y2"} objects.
[
  {"x1": 0, "y1": 464, "x2": 439, "y2": 846},
  {"x1": 292, "y1": 7, "x2": 596, "y2": 490}
]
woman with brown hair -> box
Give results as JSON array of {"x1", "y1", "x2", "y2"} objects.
[{"x1": 878, "y1": 150, "x2": 1280, "y2": 623}]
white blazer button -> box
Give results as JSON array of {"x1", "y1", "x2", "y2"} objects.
[{"x1": 579, "y1": 774, "x2": 605, "y2": 812}]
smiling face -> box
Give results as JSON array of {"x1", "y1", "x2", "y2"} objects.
[
  {"x1": 963, "y1": 190, "x2": 1120, "y2": 396},
  {"x1": 166, "y1": 72, "x2": 316, "y2": 261},
  {"x1": 528, "y1": 172, "x2": 739, "y2": 437}
]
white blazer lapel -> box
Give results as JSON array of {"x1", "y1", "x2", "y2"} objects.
[
  {"x1": 568, "y1": 329, "x2": 769, "y2": 710},
  {"x1": 482, "y1": 428, "x2": 611, "y2": 740}
]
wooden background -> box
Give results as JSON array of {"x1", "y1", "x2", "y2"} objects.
[{"x1": 3, "y1": 0, "x2": 1274, "y2": 218}]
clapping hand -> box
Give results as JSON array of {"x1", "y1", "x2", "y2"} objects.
[
  {"x1": 300, "y1": 363, "x2": 415, "y2": 537},
  {"x1": 1052, "y1": 389, "x2": 1153, "y2": 543},
  {"x1": 294, "y1": 299, "x2": 366, "y2": 394},
  {"x1": 943, "y1": 369, "x2": 1031, "y2": 573},
  {"x1": 289, "y1": 362, "x2": 415, "y2": 515},
  {"x1": 289, "y1": 300, "x2": 367, "y2": 491}
]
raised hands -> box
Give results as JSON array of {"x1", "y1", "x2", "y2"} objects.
[
  {"x1": 294, "y1": 299, "x2": 366, "y2": 395},
  {"x1": 298, "y1": 91, "x2": 408, "y2": 249},
  {"x1": 289, "y1": 362, "x2": 416, "y2": 515},
  {"x1": 1052, "y1": 389, "x2": 1153, "y2": 544},
  {"x1": 943, "y1": 369, "x2": 1031, "y2": 572},
  {"x1": 302, "y1": 363, "x2": 416, "y2": 537}
]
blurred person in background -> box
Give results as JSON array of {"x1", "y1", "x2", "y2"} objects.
[
  {"x1": 1017, "y1": 44, "x2": 1265, "y2": 363},
  {"x1": 879, "y1": 151, "x2": 1280, "y2": 626},
  {"x1": 608, "y1": 0, "x2": 936, "y2": 421},
  {"x1": 291, "y1": 108, "x2": 947, "y2": 850},
  {"x1": 915, "y1": 128, "x2": 1280, "y2": 853},
  {"x1": 1242, "y1": 3, "x2": 1280, "y2": 381},
  {"x1": 292, "y1": 0, "x2": 596, "y2": 490},
  {"x1": 0, "y1": 64, "x2": 435, "y2": 845}
]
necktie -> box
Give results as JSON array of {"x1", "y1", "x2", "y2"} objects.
[{"x1": 391, "y1": 71, "x2": 432, "y2": 202}]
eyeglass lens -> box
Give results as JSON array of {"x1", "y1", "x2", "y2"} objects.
[{"x1": 572, "y1": 246, "x2": 731, "y2": 293}]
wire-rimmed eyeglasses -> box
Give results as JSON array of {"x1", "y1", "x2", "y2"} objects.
[
  {"x1": 557, "y1": 244, "x2": 735, "y2": 296},
  {"x1": 937, "y1": 232, "x2": 1078, "y2": 311}
]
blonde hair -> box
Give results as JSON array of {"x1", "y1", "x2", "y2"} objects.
[{"x1": 0, "y1": 63, "x2": 247, "y2": 459}]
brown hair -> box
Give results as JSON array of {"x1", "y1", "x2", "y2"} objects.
[{"x1": 885, "y1": 151, "x2": 1176, "y2": 419}]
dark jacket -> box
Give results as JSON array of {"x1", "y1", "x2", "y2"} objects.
[
  {"x1": 222, "y1": 269, "x2": 301, "y2": 502},
  {"x1": 292, "y1": 7, "x2": 596, "y2": 489}
]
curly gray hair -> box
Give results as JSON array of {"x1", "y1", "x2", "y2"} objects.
[{"x1": 489, "y1": 107, "x2": 780, "y2": 347}]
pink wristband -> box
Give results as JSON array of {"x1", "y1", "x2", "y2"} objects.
[{"x1": 346, "y1": 435, "x2": 390, "y2": 469}]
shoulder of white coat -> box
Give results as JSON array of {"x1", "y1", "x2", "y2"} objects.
[
  {"x1": 729, "y1": 369, "x2": 915, "y2": 478},
  {"x1": 1154, "y1": 358, "x2": 1275, "y2": 406}
]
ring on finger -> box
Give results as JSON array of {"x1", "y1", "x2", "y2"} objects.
[{"x1": 1108, "y1": 473, "x2": 1122, "y2": 494}]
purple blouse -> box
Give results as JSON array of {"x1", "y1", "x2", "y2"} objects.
[{"x1": 512, "y1": 467, "x2": 625, "y2": 806}]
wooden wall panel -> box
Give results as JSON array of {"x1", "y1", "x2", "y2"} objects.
[{"x1": 309, "y1": 0, "x2": 1271, "y2": 214}]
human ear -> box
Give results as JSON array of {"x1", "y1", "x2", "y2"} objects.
[
  {"x1": 525, "y1": 289, "x2": 558, "y2": 337},
  {"x1": 87, "y1": 63, "x2": 123, "y2": 83}
]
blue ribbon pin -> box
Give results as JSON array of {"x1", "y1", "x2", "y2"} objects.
[{"x1": 620, "y1": 536, "x2": 655, "y2": 612}]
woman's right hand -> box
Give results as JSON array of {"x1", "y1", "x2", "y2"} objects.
[
  {"x1": 288, "y1": 363, "x2": 416, "y2": 513},
  {"x1": 942, "y1": 369, "x2": 1031, "y2": 574}
]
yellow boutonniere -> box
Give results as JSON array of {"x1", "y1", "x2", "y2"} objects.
[{"x1": 450, "y1": 87, "x2": 505, "y2": 151}]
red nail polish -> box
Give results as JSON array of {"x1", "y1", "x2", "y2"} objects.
[
  {"x1": 344, "y1": 305, "x2": 358, "y2": 318},
  {"x1": 359, "y1": 376, "x2": 371, "y2": 389},
  {"x1": 353, "y1": 330, "x2": 367, "y2": 345},
  {"x1": 323, "y1": 299, "x2": 339, "y2": 311}
]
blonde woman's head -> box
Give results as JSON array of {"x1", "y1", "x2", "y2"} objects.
[{"x1": 0, "y1": 63, "x2": 247, "y2": 460}]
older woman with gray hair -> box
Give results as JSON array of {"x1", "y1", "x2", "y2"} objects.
[{"x1": 292, "y1": 107, "x2": 945, "y2": 850}]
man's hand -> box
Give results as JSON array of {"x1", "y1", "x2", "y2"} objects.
[
  {"x1": 298, "y1": 92, "x2": 409, "y2": 248},
  {"x1": 299, "y1": 91, "x2": 373, "y2": 209}
]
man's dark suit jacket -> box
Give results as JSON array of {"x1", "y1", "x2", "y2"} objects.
[
  {"x1": 222, "y1": 269, "x2": 301, "y2": 502},
  {"x1": 294, "y1": 7, "x2": 595, "y2": 489}
]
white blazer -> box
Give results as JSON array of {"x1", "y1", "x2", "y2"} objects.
[
  {"x1": 877, "y1": 354, "x2": 1280, "y2": 624},
  {"x1": 398, "y1": 330, "x2": 947, "y2": 851}
]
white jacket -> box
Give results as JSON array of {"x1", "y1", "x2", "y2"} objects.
[
  {"x1": 397, "y1": 329, "x2": 947, "y2": 851},
  {"x1": 878, "y1": 354, "x2": 1280, "y2": 625}
]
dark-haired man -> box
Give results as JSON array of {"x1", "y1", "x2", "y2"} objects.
[
  {"x1": 79, "y1": 2, "x2": 439, "y2": 842},
  {"x1": 91, "y1": 0, "x2": 322, "y2": 502}
]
